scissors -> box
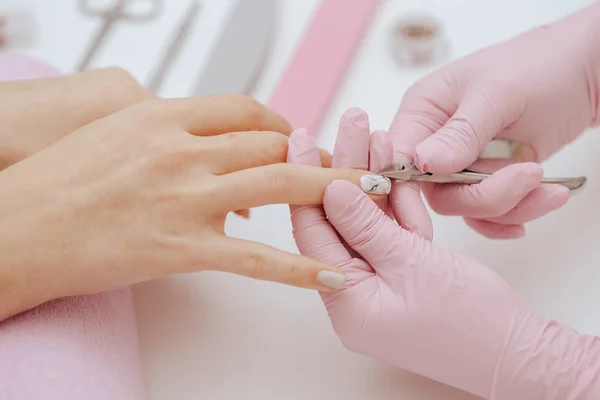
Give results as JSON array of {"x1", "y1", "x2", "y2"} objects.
[
  {"x1": 76, "y1": 0, "x2": 162, "y2": 71},
  {"x1": 377, "y1": 163, "x2": 587, "y2": 193}
]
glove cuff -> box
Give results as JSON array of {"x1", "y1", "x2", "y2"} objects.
[
  {"x1": 548, "y1": 2, "x2": 600, "y2": 126},
  {"x1": 491, "y1": 310, "x2": 600, "y2": 400}
]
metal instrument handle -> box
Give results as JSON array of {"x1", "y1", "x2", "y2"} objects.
[{"x1": 413, "y1": 169, "x2": 587, "y2": 192}]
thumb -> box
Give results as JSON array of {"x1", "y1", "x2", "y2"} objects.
[
  {"x1": 323, "y1": 180, "x2": 416, "y2": 282},
  {"x1": 415, "y1": 86, "x2": 526, "y2": 174}
]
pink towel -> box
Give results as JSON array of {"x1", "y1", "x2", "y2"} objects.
[{"x1": 0, "y1": 53, "x2": 146, "y2": 400}]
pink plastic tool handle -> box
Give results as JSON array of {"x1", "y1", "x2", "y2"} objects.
[{"x1": 268, "y1": 0, "x2": 382, "y2": 135}]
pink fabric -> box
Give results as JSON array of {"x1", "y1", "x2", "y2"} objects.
[
  {"x1": 0, "y1": 52, "x2": 60, "y2": 80},
  {"x1": 268, "y1": 0, "x2": 381, "y2": 135},
  {"x1": 0, "y1": 53, "x2": 146, "y2": 400},
  {"x1": 288, "y1": 111, "x2": 600, "y2": 399}
]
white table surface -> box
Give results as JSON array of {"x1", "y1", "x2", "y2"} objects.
[{"x1": 9, "y1": 0, "x2": 600, "y2": 398}]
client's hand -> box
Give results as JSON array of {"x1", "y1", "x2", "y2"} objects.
[
  {"x1": 289, "y1": 113, "x2": 600, "y2": 399},
  {"x1": 0, "y1": 67, "x2": 153, "y2": 170},
  {"x1": 0, "y1": 67, "x2": 328, "y2": 170},
  {"x1": 0, "y1": 97, "x2": 382, "y2": 320}
]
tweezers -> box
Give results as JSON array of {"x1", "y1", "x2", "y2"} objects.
[{"x1": 377, "y1": 163, "x2": 587, "y2": 193}]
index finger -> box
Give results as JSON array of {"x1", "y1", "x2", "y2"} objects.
[
  {"x1": 159, "y1": 95, "x2": 292, "y2": 136},
  {"x1": 212, "y1": 163, "x2": 390, "y2": 212},
  {"x1": 388, "y1": 85, "x2": 449, "y2": 240}
]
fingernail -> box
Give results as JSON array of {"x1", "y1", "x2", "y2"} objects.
[
  {"x1": 414, "y1": 153, "x2": 430, "y2": 173},
  {"x1": 360, "y1": 175, "x2": 392, "y2": 195},
  {"x1": 317, "y1": 270, "x2": 346, "y2": 289},
  {"x1": 343, "y1": 107, "x2": 369, "y2": 128}
]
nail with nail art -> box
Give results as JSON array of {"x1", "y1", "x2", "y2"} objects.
[{"x1": 360, "y1": 175, "x2": 392, "y2": 195}]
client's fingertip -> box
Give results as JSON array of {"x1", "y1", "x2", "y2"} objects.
[
  {"x1": 316, "y1": 270, "x2": 346, "y2": 290},
  {"x1": 360, "y1": 174, "x2": 392, "y2": 195},
  {"x1": 318, "y1": 148, "x2": 333, "y2": 168}
]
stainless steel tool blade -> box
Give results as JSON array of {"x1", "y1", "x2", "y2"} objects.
[{"x1": 193, "y1": 0, "x2": 276, "y2": 96}]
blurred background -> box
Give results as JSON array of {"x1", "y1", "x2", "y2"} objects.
[{"x1": 2, "y1": 1, "x2": 599, "y2": 399}]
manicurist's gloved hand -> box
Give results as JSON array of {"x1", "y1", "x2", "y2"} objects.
[
  {"x1": 389, "y1": 2, "x2": 600, "y2": 239},
  {"x1": 288, "y1": 111, "x2": 600, "y2": 400}
]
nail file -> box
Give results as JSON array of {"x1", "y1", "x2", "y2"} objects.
[
  {"x1": 193, "y1": 0, "x2": 276, "y2": 96},
  {"x1": 268, "y1": 0, "x2": 382, "y2": 135}
]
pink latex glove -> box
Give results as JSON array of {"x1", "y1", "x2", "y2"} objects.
[
  {"x1": 288, "y1": 114, "x2": 600, "y2": 399},
  {"x1": 388, "y1": 3, "x2": 600, "y2": 240}
]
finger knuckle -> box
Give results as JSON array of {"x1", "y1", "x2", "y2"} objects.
[
  {"x1": 263, "y1": 130, "x2": 289, "y2": 154},
  {"x1": 98, "y1": 67, "x2": 153, "y2": 102},
  {"x1": 230, "y1": 94, "x2": 266, "y2": 129},
  {"x1": 101, "y1": 66, "x2": 136, "y2": 83},
  {"x1": 403, "y1": 79, "x2": 429, "y2": 100},
  {"x1": 229, "y1": 93, "x2": 258, "y2": 108},
  {"x1": 245, "y1": 251, "x2": 271, "y2": 278},
  {"x1": 128, "y1": 98, "x2": 169, "y2": 126},
  {"x1": 444, "y1": 117, "x2": 483, "y2": 152},
  {"x1": 260, "y1": 164, "x2": 290, "y2": 194}
]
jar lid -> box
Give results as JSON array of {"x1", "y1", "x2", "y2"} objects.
[
  {"x1": 0, "y1": 11, "x2": 38, "y2": 49},
  {"x1": 390, "y1": 14, "x2": 448, "y2": 67}
]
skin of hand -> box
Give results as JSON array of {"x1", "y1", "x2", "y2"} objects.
[
  {"x1": 387, "y1": 2, "x2": 600, "y2": 240},
  {"x1": 0, "y1": 66, "x2": 333, "y2": 219},
  {"x1": 288, "y1": 117, "x2": 600, "y2": 399},
  {"x1": 0, "y1": 96, "x2": 383, "y2": 321},
  {"x1": 0, "y1": 67, "x2": 153, "y2": 170}
]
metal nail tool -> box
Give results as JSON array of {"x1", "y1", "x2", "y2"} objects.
[
  {"x1": 146, "y1": 1, "x2": 201, "y2": 93},
  {"x1": 76, "y1": 0, "x2": 162, "y2": 71},
  {"x1": 192, "y1": 0, "x2": 277, "y2": 96},
  {"x1": 377, "y1": 163, "x2": 587, "y2": 193}
]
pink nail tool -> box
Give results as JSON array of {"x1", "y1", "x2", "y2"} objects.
[{"x1": 267, "y1": 0, "x2": 382, "y2": 136}]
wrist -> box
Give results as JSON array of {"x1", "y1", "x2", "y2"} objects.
[
  {"x1": 492, "y1": 310, "x2": 600, "y2": 399},
  {"x1": 0, "y1": 224, "x2": 35, "y2": 321},
  {"x1": 0, "y1": 173, "x2": 57, "y2": 321}
]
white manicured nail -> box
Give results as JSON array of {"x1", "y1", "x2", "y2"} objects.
[
  {"x1": 317, "y1": 270, "x2": 346, "y2": 289},
  {"x1": 360, "y1": 175, "x2": 392, "y2": 195}
]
